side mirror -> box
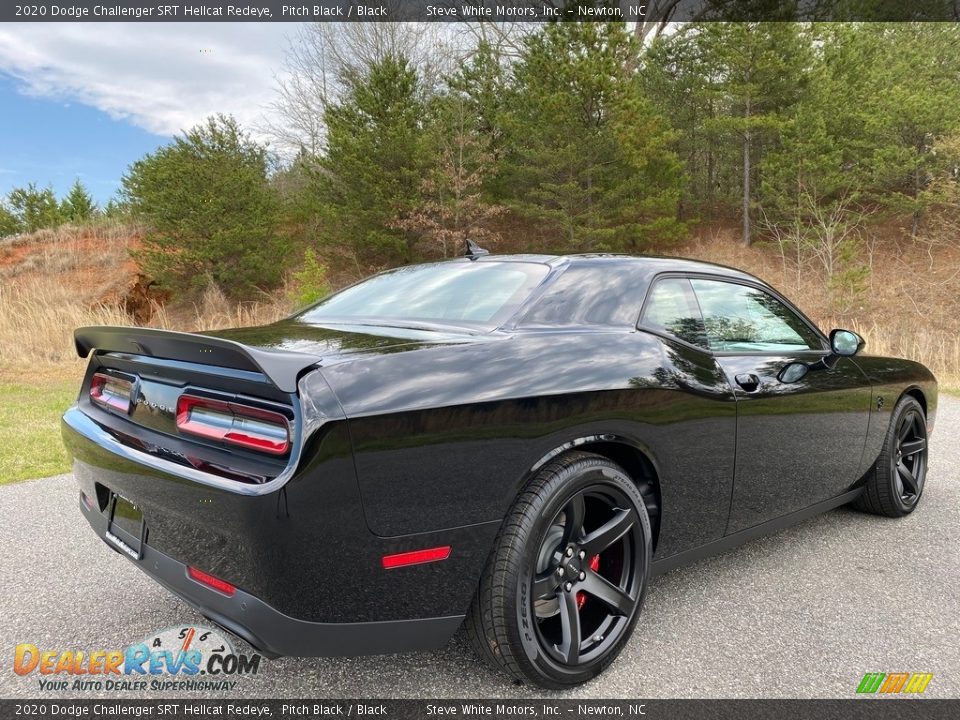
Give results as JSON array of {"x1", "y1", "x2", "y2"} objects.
[{"x1": 830, "y1": 329, "x2": 863, "y2": 357}]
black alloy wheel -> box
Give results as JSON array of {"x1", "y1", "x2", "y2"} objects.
[
  {"x1": 892, "y1": 406, "x2": 927, "y2": 505},
  {"x1": 465, "y1": 452, "x2": 652, "y2": 688},
  {"x1": 853, "y1": 394, "x2": 929, "y2": 518},
  {"x1": 529, "y1": 486, "x2": 644, "y2": 668}
]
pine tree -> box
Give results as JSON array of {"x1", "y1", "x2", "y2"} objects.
[
  {"x1": 0, "y1": 200, "x2": 21, "y2": 236},
  {"x1": 61, "y1": 178, "x2": 98, "y2": 223},
  {"x1": 446, "y1": 41, "x2": 511, "y2": 200},
  {"x1": 856, "y1": 23, "x2": 960, "y2": 234},
  {"x1": 7, "y1": 183, "x2": 64, "y2": 232},
  {"x1": 762, "y1": 23, "x2": 960, "y2": 233},
  {"x1": 698, "y1": 23, "x2": 810, "y2": 246},
  {"x1": 501, "y1": 22, "x2": 684, "y2": 252},
  {"x1": 317, "y1": 54, "x2": 430, "y2": 266},
  {"x1": 640, "y1": 28, "x2": 723, "y2": 220},
  {"x1": 102, "y1": 195, "x2": 129, "y2": 219},
  {"x1": 122, "y1": 115, "x2": 286, "y2": 297}
]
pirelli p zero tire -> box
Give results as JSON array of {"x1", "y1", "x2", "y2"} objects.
[
  {"x1": 465, "y1": 451, "x2": 652, "y2": 689},
  {"x1": 853, "y1": 395, "x2": 928, "y2": 518}
]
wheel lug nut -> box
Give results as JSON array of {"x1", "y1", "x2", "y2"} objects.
[
  {"x1": 579, "y1": 571, "x2": 586, "y2": 581},
  {"x1": 564, "y1": 582, "x2": 573, "y2": 592},
  {"x1": 557, "y1": 567, "x2": 564, "y2": 577},
  {"x1": 579, "y1": 550, "x2": 585, "y2": 560},
  {"x1": 565, "y1": 547, "x2": 574, "y2": 557}
]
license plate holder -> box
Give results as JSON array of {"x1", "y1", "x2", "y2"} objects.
[{"x1": 105, "y1": 493, "x2": 146, "y2": 560}]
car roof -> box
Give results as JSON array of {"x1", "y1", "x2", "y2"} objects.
[{"x1": 465, "y1": 252, "x2": 761, "y2": 285}]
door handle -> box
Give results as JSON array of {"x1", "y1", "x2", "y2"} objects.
[{"x1": 735, "y1": 373, "x2": 760, "y2": 391}]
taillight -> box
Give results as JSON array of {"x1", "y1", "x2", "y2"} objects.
[
  {"x1": 176, "y1": 394, "x2": 291, "y2": 455},
  {"x1": 90, "y1": 372, "x2": 134, "y2": 414}
]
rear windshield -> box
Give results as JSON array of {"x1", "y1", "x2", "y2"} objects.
[{"x1": 296, "y1": 261, "x2": 550, "y2": 330}]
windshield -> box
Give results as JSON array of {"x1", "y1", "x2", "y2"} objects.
[{"x1": 296, "y1": 261, "x2": 550, "y2": 330}]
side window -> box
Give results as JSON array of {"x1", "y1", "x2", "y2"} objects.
[
  {"x1": 689, "y1": 279, "x2": 822, "y2": 352},
  {"x1": 640, "y1": 278, "x2": 708, "y2": 348},
  {"x1": 520, "y1": 265, "x2": 648, "y2": 328}
]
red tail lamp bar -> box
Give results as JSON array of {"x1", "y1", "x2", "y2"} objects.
[
  {"x1": 90, "y1": 372, "x2": 134, "y2": 414},
  {"x1": 382, "y1": 546, "x2": 452, "y2": 570},
  {"x1": 187, "y1": 566, "x2": 236, "y2": 597},
  {"x1": 176, "y1": 394, "x2": 291, "y2": 456}
]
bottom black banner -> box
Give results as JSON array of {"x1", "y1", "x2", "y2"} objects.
[{"x1": 1, "y1": 700, "x2": 958, "y2": 720}]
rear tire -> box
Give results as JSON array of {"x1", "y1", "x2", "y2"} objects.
[
  {"x1": 464, "y1": 451, "x2": 651, "y2": 689},
  {"x1": 852, "y1": 395, "x2": 928, "y2": 517}
]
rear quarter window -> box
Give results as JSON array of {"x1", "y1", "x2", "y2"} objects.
[
  {"x1": 640, "y1": 277, "x2": 709, "y2": 348},
  {"x1": 519, "y1": 264, "x2": 647, "y2": 328}
]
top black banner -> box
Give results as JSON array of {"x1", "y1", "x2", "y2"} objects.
[{"x1": 3, "y1": 0, "x2": 960, "y2": 23}]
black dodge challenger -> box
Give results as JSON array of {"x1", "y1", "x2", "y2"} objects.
[{"x1": 62, "y1": 252, "x2": 936, "y2": 688}]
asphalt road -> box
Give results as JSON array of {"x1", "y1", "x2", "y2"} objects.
[{"x1": 3, "y1": 397, "x2": 958, "y2": 700}]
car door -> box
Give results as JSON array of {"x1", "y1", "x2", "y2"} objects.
[{"x1": 687, "y1": 277, "x2": 873, "y2": 534}]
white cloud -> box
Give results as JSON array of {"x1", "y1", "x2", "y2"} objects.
[{"x1": 0, "y1": 23, "x2": 293, "y2": 138}]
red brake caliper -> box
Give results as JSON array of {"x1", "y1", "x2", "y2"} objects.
[{"x1": 576, "y1": 555, "x2": 601, "y2": 610}]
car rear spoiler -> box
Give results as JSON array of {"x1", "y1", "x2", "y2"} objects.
[{"x1": 74, "y1": 326, "x2": 322, "y2": 393}]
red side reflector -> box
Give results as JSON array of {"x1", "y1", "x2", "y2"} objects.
[
  {"x1": 90, "y1": 372, "x2": 134, "y2": 414},
  {"x1": 187, "y1": 566, "x2": 236, "y2": 596},
  {"x1": 381, "y1": 546, "x2": 451, "y2": 570}
]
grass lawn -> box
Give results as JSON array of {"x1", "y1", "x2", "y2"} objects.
[{"x1": 0, "y1": 365, "x2": 82, "y2": 484}]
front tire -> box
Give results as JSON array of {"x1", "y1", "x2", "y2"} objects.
[
  {"x1": 853, "y1": 395, "x2": 928, "y2": 517},
  {"x1": 464, "y1": 452, "x2": 651, "y2": 688}
]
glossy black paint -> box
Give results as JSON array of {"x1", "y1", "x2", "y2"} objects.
[
  {"x1": 714, "y1": 352, "x2": 873, "y2": 532},
  {"x1": 62, "y1": 254, "x2": 938, "y2": 658}
]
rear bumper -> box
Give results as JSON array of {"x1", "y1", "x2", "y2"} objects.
[
  {"x1": 78, "y1": 494, "x2": 464, "y2": 658},
  {"x1": 63, "y1": 403, "x2": 499, "y2": 654}
]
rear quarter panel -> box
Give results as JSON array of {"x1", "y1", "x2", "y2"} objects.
[{"x1": 319, "y1": 330, "x2": 738, "y2": 559}]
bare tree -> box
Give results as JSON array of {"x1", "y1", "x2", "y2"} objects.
[
  {"x1": 762, "y1": 184, "x2": 866, "y2": 284},
  {"x1": 266, "y1": 19, "x2": 462, "y2": 155},
  {"x1": 455, "y1": 21, "x2": 531, "y2": 62},
  {"x1": 633, "y1": 3, "x2": 683, "y2": 46}
]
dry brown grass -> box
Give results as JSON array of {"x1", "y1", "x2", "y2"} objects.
[
  {"x1": 0, "y1": 278, "x2": 132, "y2": 365},
  {"x1": 152, "y1": 282, "x2": 294, "y2": 333},
  {"x1": 840, "y1": 320, "x2": 960, "y2": 390},
  {"x1": 0, "y1": 279, "x2": 293, "y2": 370}
]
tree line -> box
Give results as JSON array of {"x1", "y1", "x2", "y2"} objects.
[
  {"x1": 6, "y1": 22, "x2": 960, "y2": 304},
  {"x1": 0, "y1": 179, "x2": 121, "y2": 235}
]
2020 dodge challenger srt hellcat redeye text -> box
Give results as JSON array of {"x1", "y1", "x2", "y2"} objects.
[{"x1": 62, "y1": 252, "x2": 937, "y2": 688}]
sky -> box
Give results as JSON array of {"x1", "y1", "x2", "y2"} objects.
[{"x1": 0, "y1": 23, "x2": 293, "y2": 204}]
